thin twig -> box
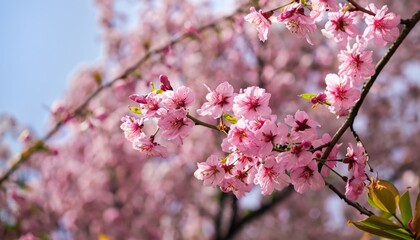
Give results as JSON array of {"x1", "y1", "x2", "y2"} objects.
[
  {"x1": 326, "y1": 181, "x2": 374, "y2": 216},
  {"x1": 347, "y1": 0, "x2": 375, "y2": 16}
]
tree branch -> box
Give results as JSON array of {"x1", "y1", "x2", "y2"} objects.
[
  {"x1": 223, "y1": 185, "x2": 294, "y2": 239},
  {"x1": 326, "y1": 181, "x2": 374, "y2": 216},
  {"x1": 320, "y1": 10, "x2": 420, "y2": 214}
]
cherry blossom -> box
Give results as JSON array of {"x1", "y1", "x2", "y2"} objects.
[
  {"x1": 325, "y1": 74, "x2": 361, "y2": 117},
  {"x1": 364, "y1": 4, "x2": 400, "y2": 46},
  {"x1": 132, "y1": 134, "x2": 169, "y2": 158},
  {"x1": 322, "y1": 10, "x2": 360, "y2": 47},
  {"x1": 338, "y1": 39, "x2": 375, "y2": 86},
  {"x1": 284, "y1": 110, "x2": 320, "y2": 141},
  {"x1": 162, "y1": 86, "x2": 195, "y2": 110},
  {"x1": 194, "y1": 155, "x2": 225, "y2": 186},
  {"x1": 345, "y1": 176, "x2": 366, "y2": 201},
  {"x1": 120, "y1": 115, "x2": 144, "y2": 142},
  {"x1": 277, "y1": 4, "x2": 317, "y2": 44},
  {"x1": 197, "y1": 82, "x2": 236, "y2": 119},
  {"x1": 244, "y1": 7, "x2": 273, "y2": 42},
  {"x1": 290, "y1": 161, "x2": 325, "y2": 194},
  {"x1": 254, "y1": 155, "x2": 290, "y2": 195},
  {"x1": 129, "y1": 92, "x2": 161, "y2": 117},
  {"x1": 233, "y1": 86, "x2": 272, "y2": 119},
  {"x1": 157, "y1": 108, "x2": 194, "y2": 140},
  {"x1": 344, "y1": 142, "x2": 367, "y2": 178}
]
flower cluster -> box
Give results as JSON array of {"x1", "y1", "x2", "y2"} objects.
[
  {"x1": 122, "y1": 78, "x2": 369, "y2": 200},
  {"x1": 244, "y1": 1, "x2": 400, "y2": 117},
  {"x1": 120, "y1": 75, "x2": 196, "y2": 158}
]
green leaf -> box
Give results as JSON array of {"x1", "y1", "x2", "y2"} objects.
[
  {"x1": 128, "y1": 106, "x2": 142, "y2": 115},
  {"x1": 368, "y1": 193, "x2": 381, "y2": 210},
  {"x1": 362, "y1": 216, "x2": 402, "y2": 230},
  {"x1": 223, "y1": 113, "x2": 238, "y2": 124},
  {"x1": 349, "y1": 220, "x2": 409, "y2": 240},
  {"x1": 298, "y1": 93, "x2": 317, "y2": 100},
  {"x1": 349, "y1": 218, "x2": 413, "y2": 240},
  {"x1": 399, "y1": 190, "x2": 413, "y2": 226}
]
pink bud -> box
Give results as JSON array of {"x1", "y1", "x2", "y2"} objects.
[
  {"x1": 129, "y1": 94, "x2": 147, "y2": 104},
  {"x1": 159, "y1": 75, "x2": 173, "y2": 91}
]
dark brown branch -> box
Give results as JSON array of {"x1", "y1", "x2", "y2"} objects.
[
  {"x1": 320, "y1": 10, "x2": 420, "y2": 215},
  {"x1": 326, "y1": 181, "x2": 374, "y2": 216},
  {"x1": 214, "y1": 192, "x2": 228, "y2": 240},
  {"x1": 222, "y1": 185, "x2": 294, "y2": 240}
]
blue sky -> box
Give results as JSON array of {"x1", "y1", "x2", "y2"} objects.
[{"x1": 0, "y1": 0, "x2": 101, "y2": 135}]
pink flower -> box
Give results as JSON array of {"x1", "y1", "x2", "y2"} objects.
[
  {"x1": 345, "y1": 176, "x2": 366, "y2": 200},
  {"x1": 130, "y1": 92, "x2": 161, "y2": 117},
  {"x1": 325, "y1": 74, "x2": 361, "y2": 117},
  {"x1": 222, "y1": 119, "x2": 259, "y2": 156},
  {"x1": 132, "y1": 134, "x2": 169, "y2": 158},
  {"x1": 344, "y1": 142, "x2": 367, "y2": 178},
  {"x1": 277, "y1": 4, "x2": 317, "y2": 44},
  {"x1": 120, "y1": 115, "x2": 144, "y2": 142},
  {"x1": 322, "y1": 10, "x2": 360, "y2": 47},
  {"x1": 364, "y1": 4, "x2": 400, "y2": 46},
  {"x1": 233, "y1": 86, "x2": 272, "y2": 119},
  {"x1": 277, "y1": 141, "x2": 313, "y2": 169},
  {"x1": 159, "y1": 74, "x2": 173, "y2": 91},
  {"x1": 338, "y1": 39, "x2": 375, "y2": 86},
  {"x1": 285, "y1": 110, "x2": 320, "y2": 141},
  {"x1": 244, "y1": 7, "x2": 273, "y2": 42},
  {"x1": 157, "y1": 109, "x2": 194, "y2": 140},
  {"x1": 220, "y1": 171, "x2": 253, "y2": 198},
  {"x1": 254, "y1": 155, "x2": 290, "y2": 195},
  {"x1": 162, "y1": 86, "x2": 195, "y2": 110},
  {"x1": 194, "y1": 155, "x2": 225, "y2": 186},
  {"x1": 255, "y1": 120, "x2": 288, "y2": 157},
  {"x1": 197, "y1": 82, "x2": 236, "y2": 118},
  {"x1": 290, "y1": 160, "x2": 325, "y2": 194}
]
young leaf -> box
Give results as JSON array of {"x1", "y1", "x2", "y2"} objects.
[
  {"x1": 368, "y1": 179, "x2": 400, "y2": 214},
  {"x1": 128, "y1": 106, "x2": 142, "y2": 115},
  {"x1": 399, "y1": 190, "x2": 413, "y2": 226},
  {"x1": 298, "y1": 93, "x2": 317, "y2": 100},
  {"x1": 223, "y1": 113, "x2": 238, "y2": 124}
]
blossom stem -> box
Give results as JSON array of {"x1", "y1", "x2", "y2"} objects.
[
  {"x1": 187, "y1": 114, "x2": 220, "y2": 131},
  {"x1": 347, "y1": 0, "x2": 375, "y2": 16},
  {"x1": 318, "y1": 161, "x2": 346, "y2": 181}
]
